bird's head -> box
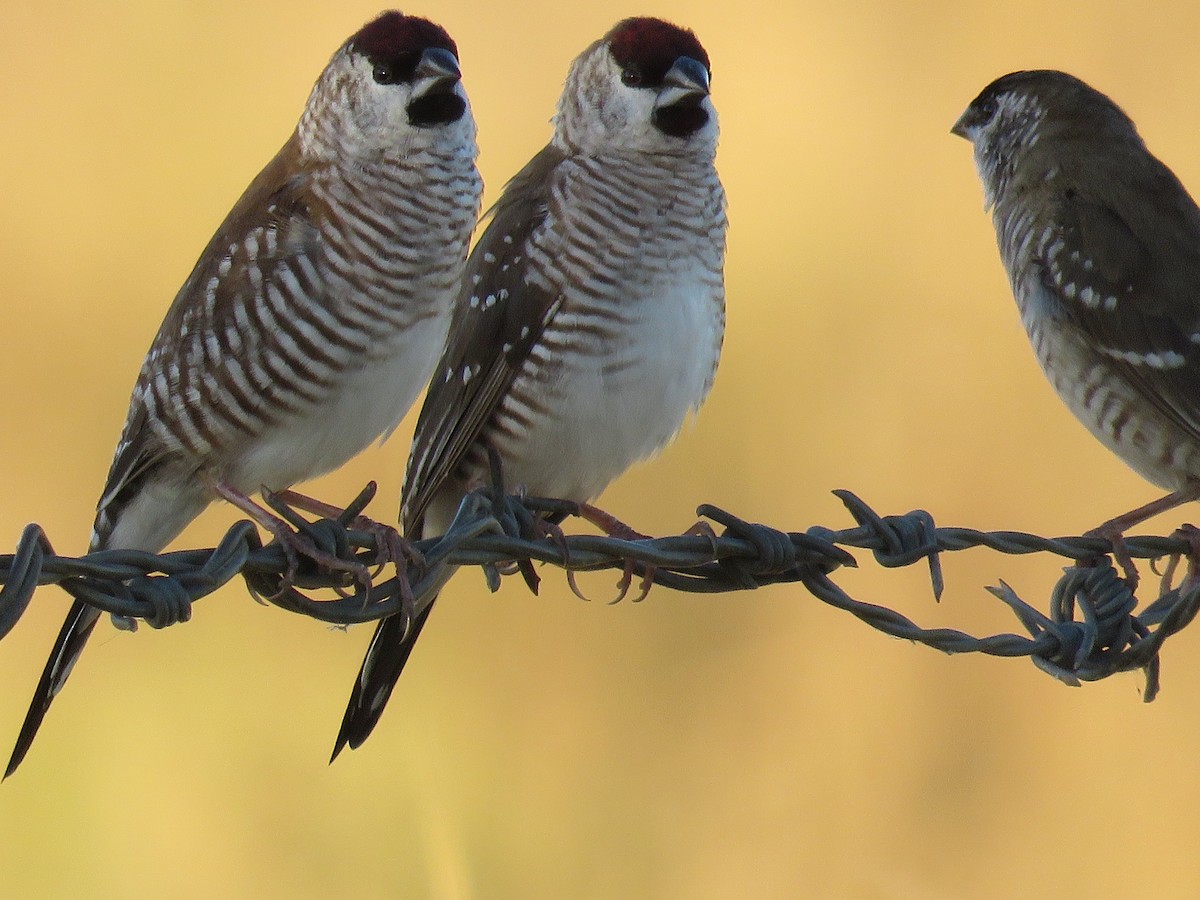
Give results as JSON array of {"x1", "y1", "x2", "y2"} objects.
[
  {"x1": 301, "y1": 11, "x2": 475, "y2": 160},
  {"x1": 554, "y1": 17, "x2": 717, "y2": 158},
  {"x1": 952, "y1": 69, "x2": 1143, "y2": 210}
]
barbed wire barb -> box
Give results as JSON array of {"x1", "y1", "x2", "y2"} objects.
[{"x1": 1, "y1": 484, "x2": 1196, "y2": 699}]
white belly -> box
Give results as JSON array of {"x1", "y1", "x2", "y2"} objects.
[
  {"x1": 228, "y1": 310, "x2": 450, "y2": 493},
  {"x1": 498, "y1": 275, "x2": 722, "y2": 502}
]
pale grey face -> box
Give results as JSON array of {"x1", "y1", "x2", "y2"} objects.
[
  {"x1": 953, "y1": 89, "x2": 1047, "y2": 210},
  {"x1": 300, "y1": 44, "x2": 476, "y2": 161},
  {"x1": 554, "y1": 41, "x2": 719, "y2": 158}
]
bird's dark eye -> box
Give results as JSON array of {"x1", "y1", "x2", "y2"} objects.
[
  {"x1": 373, "y1": 63, "x2": 396, "y2": 85},
  {"x1": 621, "y1": 67, "x2": 642, "y2": 87},
  {"x1": 977, "y1": 96, "x2": 999, "y2": 123}
]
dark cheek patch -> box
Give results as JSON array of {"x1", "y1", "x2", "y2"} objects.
[
  {"x1": 408, "y1": 93, "x2": 467, "y2": 128},
  {"x1": 653, "y1": 104, "x2": 709, "y2": 138}
]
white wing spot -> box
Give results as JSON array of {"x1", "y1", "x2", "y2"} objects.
[
  {"x1": 483, "y1": 252, "x2": 496, "y2": 263},
  {"x1": 1148, "y1": 351, "x2": 1185, "y2": 368},
  {"x1": 1101, "y1": 347, "x2": 1186, "y2": 369},
  {"x1": 205, "y1": 276, "x2": 221, "y2": 311}
]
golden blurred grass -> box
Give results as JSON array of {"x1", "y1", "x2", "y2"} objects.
[{"x1": 3, "y1": 1, "x2": 1200, "y2": 897}]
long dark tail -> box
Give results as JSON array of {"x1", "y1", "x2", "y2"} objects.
[
  {"x1": 330, "y1": 599, "x2": 436, "y2": 762},
  {"x1": 5, "y1": 600, "x2": 102, "y2": 779}
]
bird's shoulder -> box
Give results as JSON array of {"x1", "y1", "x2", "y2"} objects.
[{"x1": 169, "y1": 136, "x2": 323, "y2": 328}]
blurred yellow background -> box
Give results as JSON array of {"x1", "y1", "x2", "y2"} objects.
[{"x1": 3, "y1": 1, "x2": 1200, "y2": 897}]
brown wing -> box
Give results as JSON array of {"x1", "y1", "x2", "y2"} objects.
[
  {"x1": 1037, "y1": 163, "x2": 1200, "y2": 442},
  {"x1": 93, "y1": 135, "x2": 323, "y2": 547}
]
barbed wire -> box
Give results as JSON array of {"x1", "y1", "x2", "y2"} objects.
[{"x1": 1, "y1": 481, "x2": 1197, "y2": 701}]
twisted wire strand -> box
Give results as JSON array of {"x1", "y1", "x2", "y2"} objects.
[{"x1": 1, "y1": 482, "x2": 1195, "y2": 699}]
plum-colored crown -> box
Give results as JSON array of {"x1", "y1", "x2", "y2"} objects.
[
  {"x1": 606, "y1": 18, "x2": 709, "y2": 85},
  {"x1": 348, "y1": 11, "x2": 458, "y2": 64}
]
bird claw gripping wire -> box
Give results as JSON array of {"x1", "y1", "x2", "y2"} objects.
[
  {"x1": 452, "y1": 446, "x2": 583, "y2": 599},
  {"x1": 567, "y1": 502, "x2": 653, "y2": 604},
  {"x1": 250, "y1": 482, "x2": 383, "y2": 600}
]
